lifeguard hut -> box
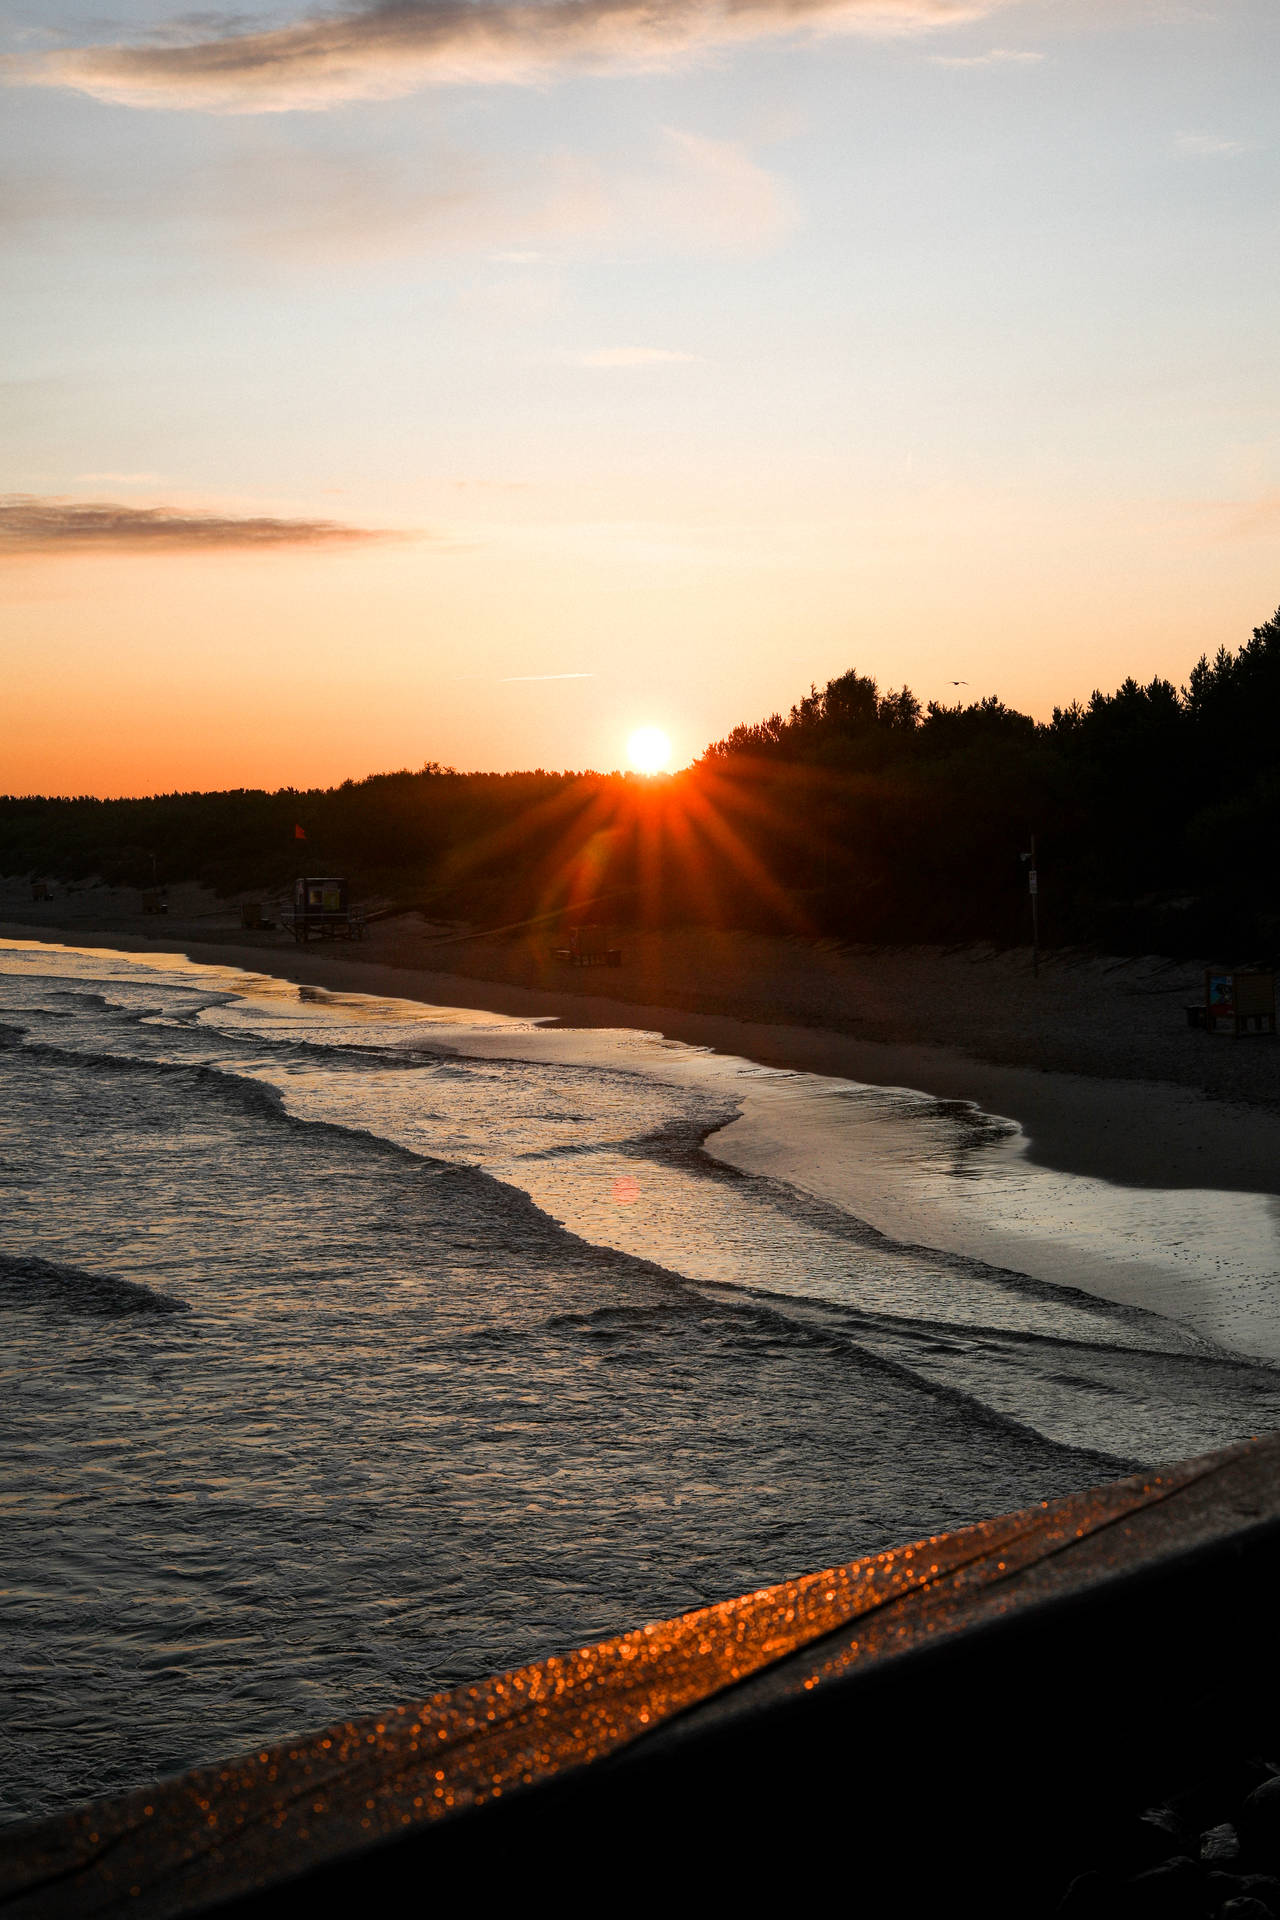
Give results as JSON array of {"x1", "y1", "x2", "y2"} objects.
[
  {"x1": 291, "y1": 877, "x2": 364, "y2": 944},
  {"x1": 554, "y1": 923, "x2": 622, "y2": 968},
  {"x1": 1189, "y1": 968, "x2": 1276, "y2": 1036}
]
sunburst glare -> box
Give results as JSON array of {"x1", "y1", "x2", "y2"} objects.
[{"x1": 627, "y1": 726, "x2": 672, "y2": 775}]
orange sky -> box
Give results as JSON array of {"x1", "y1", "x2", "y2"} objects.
[{"x1": 4, "y1": 0, "x2": 1278, "y2": 796}]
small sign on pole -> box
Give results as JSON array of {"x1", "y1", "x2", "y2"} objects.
[{"x1": 1023, "y1": 835, "x2": 1040, "y2": 976}]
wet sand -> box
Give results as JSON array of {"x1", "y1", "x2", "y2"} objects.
[{"x1": 3, "y1": 892, "x2": 1280, "y2": 1198}]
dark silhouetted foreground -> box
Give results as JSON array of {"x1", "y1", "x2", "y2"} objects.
[{"x1": 2, "y1": 1433, "x2": 1278, "y2": 1917}]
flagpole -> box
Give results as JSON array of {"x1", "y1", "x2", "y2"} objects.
[{"x1": 292, "y1": 823, "x2": 307, "y2": 938}]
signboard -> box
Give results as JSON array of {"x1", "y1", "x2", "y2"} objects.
[{"x1": 1207, "y1": 973, "x2": 1235, "y2": 1016}]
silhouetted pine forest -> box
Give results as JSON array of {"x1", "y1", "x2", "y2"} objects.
[{"x1": 4, "y1": 606, "x2": 1279, "y2": 956}]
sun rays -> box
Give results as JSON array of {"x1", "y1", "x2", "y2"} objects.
[{"x1": 436, "y1": 761, "x2": 814, "y2": 941}]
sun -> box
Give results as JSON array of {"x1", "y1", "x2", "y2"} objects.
[{"x1": 626, "y1": 726, "x2": 673, "y2": 775}]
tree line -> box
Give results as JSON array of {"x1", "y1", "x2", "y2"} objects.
[{"x1": 3, "y1": 607, "x2": 1278, "y2": 956}]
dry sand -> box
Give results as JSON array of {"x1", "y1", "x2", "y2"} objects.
[{"x1": 4, "y1": 880, "x2": 1280, "y2": 1197}]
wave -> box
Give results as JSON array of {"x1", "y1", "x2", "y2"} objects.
[
  {"x1": 5, "y1": 958, "x2": 1277, "y2": 1466},
  {"x1": 0, "y1": 1252, "x2": 190, "y2": 1317},
  {"x1": 543, "y1": 1296, "x2": 1145, "y2": 1469},
  {"x1": 3, "y1": 1033, "x2": 436, "y2": 1154},
  {"x1": 681, "y1": 1282, "x2": 1280, "y2": 1466}
]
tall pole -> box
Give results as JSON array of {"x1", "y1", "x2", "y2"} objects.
[{"x1": 1029, "y1": 833, "x2": 1039, "y2": 978}]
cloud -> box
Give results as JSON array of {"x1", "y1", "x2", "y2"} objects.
[
  {"x1": 9, "y1": 0, "x2": 1008, "y2": 113},
  {"x1": 571, "y1": 347, "x2": 698, "y2": 367},
  {"x1": 222, "y1": 124, "x2": 793, "y2": 262},
  {"x1": 1176, "y1": 131, "x2": 1247, "y2": 157},
  {"x1": 197, "y1": 138, "x2": 499, "y2": 262},
  {"x1": 0, "y1": 496, "x2": 393, "y2": 554},
  {"x1": 932, "y1": 44, "x2": 1041, "y2": 64},
  {"x1": 0, "y1": 123, "x2": 793, "y2": 267},
  {"x1": 614, "y1": 127, "x2": 795, "y2": 254}
]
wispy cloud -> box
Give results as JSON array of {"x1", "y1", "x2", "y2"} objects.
[
  {"x1": 932, "y1": 45, "x2": 1041, "y2": 65},
  {"x1": 231, "y1": 124, "x2": 792, "y2": 262},
  {"x1": 8, "y1": 0, "x2": 1009, "y2": 113},
  {"x1": 1176, "y1": 131, "x2": 1247, "y2": 157},
  {"x1": 571, "y1": 347, "x2": 698, "y2": 367},
  {"x1": 499, "y1": 671, "x2": 595, "y2": 681},
  {"x1": 0, "y1": 125, "x2": 793, "y2": 266},
  {"x1": 0, "y1": 496, "x2": 393, "y2": 554}
]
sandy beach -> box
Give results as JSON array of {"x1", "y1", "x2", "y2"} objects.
[{"x1": 4, "y1": 882, "x2": 1279, "y2": 1198}]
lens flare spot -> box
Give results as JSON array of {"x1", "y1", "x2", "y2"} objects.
[{"x1": 612, "y1": 1175, "x2": 640, "y2": 1205}]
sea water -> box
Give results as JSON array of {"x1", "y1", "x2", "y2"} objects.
[{"x1": 3, "y1": 938, "x2": 1278, "y2": 1825}]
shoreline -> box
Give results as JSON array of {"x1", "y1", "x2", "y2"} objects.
[{"x1": 5, "y1": 913, "x2": 1280, "y2": 1198}]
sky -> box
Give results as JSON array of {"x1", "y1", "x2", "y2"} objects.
[{"x1": 2, "y1": 0, "x2": 1277, "y2": 794}]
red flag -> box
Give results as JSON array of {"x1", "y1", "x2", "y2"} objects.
[{"x1": 294, "y1": 824, "x2": 306, "y2": 841}]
